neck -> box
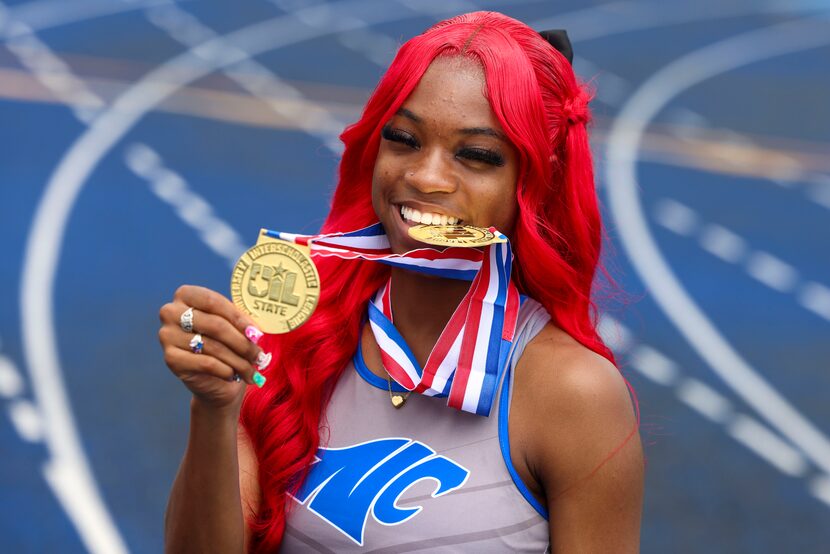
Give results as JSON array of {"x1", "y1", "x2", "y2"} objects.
[{"x1": 388, "y1": 267, "x2": 471, "y2": 367}]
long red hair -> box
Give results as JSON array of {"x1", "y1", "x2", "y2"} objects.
[{"x1": 241, "y1": 11, "x2": 638, "y2": 551}]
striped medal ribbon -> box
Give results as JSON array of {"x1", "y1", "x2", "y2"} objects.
[
  {"x1": 265, "y1": 223, "x2": 520, "y2": 416},
  {"x1": 267, "y1": 223, "x2": 482, "y2": 280}
]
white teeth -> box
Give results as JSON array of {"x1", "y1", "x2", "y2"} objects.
[{"x1": 399, "y1": 205, "x2": 461, "y2": 225}]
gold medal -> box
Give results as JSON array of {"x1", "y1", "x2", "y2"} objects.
[
  {"x1": 407, "y1": 224, "x2": 507, "y2": 248},
  {"x1": 230, "y1": 229, "x2": 320, "y2": 334}
]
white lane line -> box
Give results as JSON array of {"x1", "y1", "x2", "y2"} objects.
[
  {"x1": 0, "y1": 351, "x2": 43, "y2": 444},
  {"x1": 806, "y1": 174, "x2": 830, "y2": 209},
  {"x1": 124, "y1": 143, "x2": 246, "y2": 266},
  {"x1": 745, "y1": 251, "x2": 799, "y2": 293},
  {"x1": 596, "y1": 314, "x2": 634, "y2": 352},
  {"x1": 628, "y1": 345, "x2": 680, "y2": 387},
  {"x1": 728, "y1": 414, "x2": 809, "y2": 477},
  {"x1": 144, "y1": 3, "x2": 348, "y2": 153},
  {"x1": 698, "y1": 223, "x2": 746, "y2": 264},
  {"x1": 600, "y1": 314, "x2": 819, "y2": 486},
  {"x1": 798, "y1": 282, "x2": 830, "y2": 321},
  {"x1": 652, "y1": 199, "x2": 700, "y2": 237},
  {"x1": 809, "y1": 474, "x2": 830, "y2": 508},
  {"x1": 8, "y1": 399, "x2": 44, "y2": 443},
  {"x1": 605, "y1": 17, "x2": 830, "y2": 477},
  {"x1": 654, "y1": 198, "x2": 830, "y2": 321},
  {"x1": 0, "y1": 354, "x2": 25, "y2": 398},
  {"x1": 676, "y1": 377, "x2": 733, "y2": 424}
]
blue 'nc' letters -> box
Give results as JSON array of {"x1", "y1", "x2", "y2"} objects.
[{"x1": 292, "y1": 438, "x2": 469, "y2": 545}]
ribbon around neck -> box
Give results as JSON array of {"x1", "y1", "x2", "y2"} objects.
[{"x1": 268, "y1": 222, "x2": 520, "y2": 416}]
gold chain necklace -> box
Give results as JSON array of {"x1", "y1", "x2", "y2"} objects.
[{"x1": 386, "y1": 373, "x2": 411, "y2": 409}]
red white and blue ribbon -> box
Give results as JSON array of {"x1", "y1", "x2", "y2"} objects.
[
  {"x1": 267, "y1": 224, "x2": 482, "y2": 280},
  {"x1": 265, "y1": 223, "x2": 520, "y2": 416}
]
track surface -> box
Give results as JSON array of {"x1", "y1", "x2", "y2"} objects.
[{"x1": 0, "y1": 1, "x2": 828, "y2": 552}]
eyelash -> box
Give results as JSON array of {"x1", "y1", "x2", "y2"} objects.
[{"x1": 381, "y1": 125, "x2": 505, "y2": 167}]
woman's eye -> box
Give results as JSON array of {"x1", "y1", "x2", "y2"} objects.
[
  {"x1": 381, "y1": 125, "x2": 419, "y2": 149},
  {"x1": 458, "y1": 147, "x2": 505, "y2": 167}
]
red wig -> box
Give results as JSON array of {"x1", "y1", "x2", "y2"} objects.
[{"x1": 241, "y1": 11, "x2": 638, "y2": 551}]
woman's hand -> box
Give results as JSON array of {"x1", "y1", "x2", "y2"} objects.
[{"x1": 158, "y1": 284, "x2": 270, "y2": 411}]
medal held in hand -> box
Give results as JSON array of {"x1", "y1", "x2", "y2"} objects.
[
  {"x1": 246, "y1": 221, "x2": 519, "y2": 415},
  {"x1": 230, "y1": 229, "x2": 320, "y2": 334},
  {"x1": 407, "y1": 224, "x2": 507, "y2": 248}
]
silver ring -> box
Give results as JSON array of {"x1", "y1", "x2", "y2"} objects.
[
  {"x1": 232, "y1": 373, "x2": 241, "y2": 383},
  {"x1": 189, "y1": 333, "x2": 204, "y2": 354},
  {"x1": 180, "y1": 307, "x2": 194, "y2": 333}
]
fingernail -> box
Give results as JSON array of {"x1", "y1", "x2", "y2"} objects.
[
  {"x1": 245, "y1": 325, "x2": 264, "y2": 344},
  {"x1": 255, "y1": 351, "x2": 272, "y2": 371},
  {"x1": 253, "y1": 371, "x2": 267, "y2": 388}
]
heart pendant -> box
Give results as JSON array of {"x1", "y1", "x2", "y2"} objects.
[{"x1": 391, "y1": 394, "x2": 406, "y2": 408}]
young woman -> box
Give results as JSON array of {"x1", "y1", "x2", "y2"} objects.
[{"x1": 159, "y1": 11, "x2": 643, "y2": 553}]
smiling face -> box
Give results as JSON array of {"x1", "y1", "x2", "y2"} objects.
[{"x1": 371, "y1": 56, "x2": 520, "y2": 254}]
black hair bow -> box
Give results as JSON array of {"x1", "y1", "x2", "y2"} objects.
[{"x1": 539, "y1": 29, "x2": 573, "y2": 65}]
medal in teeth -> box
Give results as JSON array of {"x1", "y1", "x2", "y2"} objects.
[{"x1": 400, "y1": 205, "x2": 507, "y2": 248}]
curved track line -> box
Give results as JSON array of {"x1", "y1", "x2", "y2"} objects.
[{"x1": 605, "y1": 17, "x2": 830, "y2": 475}]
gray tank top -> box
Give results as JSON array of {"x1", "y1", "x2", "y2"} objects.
[{"x1": 280, "y1": 297, "x2": 552, "y2": 553}]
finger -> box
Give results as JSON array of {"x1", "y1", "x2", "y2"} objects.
[
  {"x1": 185, "y1": 309, "x2": 263, "y2": 365},
  {"x1": 174, "y1": 285, "x2": 258, "y2": 334},
  {"x1": 163, "y1": 343, "x2": 237, "y2": 382},
  {"x1": 178, "y1": 369, "x2": 244, "y2": 385},
  {"x1": 161, "y1": 326, "x2": 258, "y2": 385},
  {"x1": 159, "y1": 300, "x2": 271, "y2": 378},
  {"x1": 162, "y1": 292, "x2": 266, "y2": 354}
]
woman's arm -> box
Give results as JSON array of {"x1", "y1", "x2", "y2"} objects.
[
  {"x1": 159, "y1": 285, "x2": 268, "y2": 553},
  {"x1": 512, "y1": 325, "x2": 645, "y2": 553},
  {"x1": 165, "y1": 399, "x2": 247, "y2": 553}
]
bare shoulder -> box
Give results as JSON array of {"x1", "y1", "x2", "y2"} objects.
[
  {"x1": 515, "y1": 322, "x2": 636, "y2": 430},
  {"x1": 510, "y1": 321, "x2": 644, "y2": 551}
]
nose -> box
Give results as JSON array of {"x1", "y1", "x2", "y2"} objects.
[{"x1": 404, "y1": 148, "x2": 457, "y2": 195}]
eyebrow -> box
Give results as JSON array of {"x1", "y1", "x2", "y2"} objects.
[
  {"x1": 459, "y1": 127, "x2": 506, "y2": 142},
  {"x1": 397, "y1": 108, "x2": 422, "y2": 123},
  {"x1": 395, "y1": 108, "x2": 507, "y2": 142}
]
